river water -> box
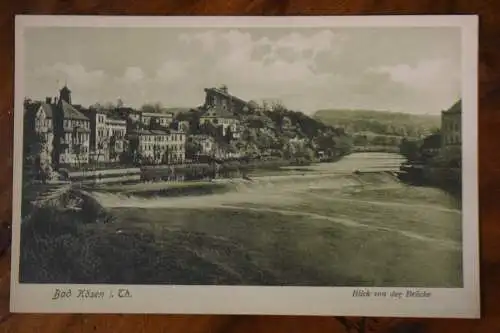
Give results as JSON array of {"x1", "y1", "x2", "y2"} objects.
[{"x1": 89, "y1": 152, "x2": 463, "y2": 287}]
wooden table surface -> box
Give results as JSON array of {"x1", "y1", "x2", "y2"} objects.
[{"x1": 0, "y1": 0, "x2": 498, "y2": 332}]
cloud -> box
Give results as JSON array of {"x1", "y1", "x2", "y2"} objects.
[
  {"x1": 365, "y1": 59, "x2": 461, "y2": 112},
  {"x1": 172, "y1": 29, "x2": 344, "y2": 112},
  {"x1": 34, "y1": 63, "x2": 106, "y2": 88},
  {"x1": 270, "y1": 30, "x2": 340, "y2": 58},
  {"x1": 368, "y1": 59, "x2": 458, "y2": 91},
  {"x1": 25, "y1": 28, "x2": 461, "y2": 114},
  {"x1": 122, "y1": 66, "x2": 145, "y2": 83},
  {"x1": 156, "y1": 60, "x2": 190, "y2": 82}
]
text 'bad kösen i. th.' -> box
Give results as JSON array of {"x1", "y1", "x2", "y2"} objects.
[
  {"x1": 352, "y1": 288, "x2": 431, "y2": 299},
  {"x1": 52, "y1": 288, "x2": 132, "y2": 300}
]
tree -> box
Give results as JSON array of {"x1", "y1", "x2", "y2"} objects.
[
  {"x1": 109, "y1": 135, "x2": 118, "y2": 162},
  {"x1": 24, "y1": 132, "x2": 54, "y2": 183},
  {"x1": 264, "y1": 99, "x2": 286, "y2": 112},
  {"x1": 102, "y1": 101, "x2": 116, "y2": 110},
  {"x1": 94, "y1": 136, "x2": 109, "y2": 166},
  {"x1": 73, "y1": 143, "x2": 84, "y2": 171},
  {"x1": 123, "y1": 137, "x2": 141, "y2": 165},
  {"x1": 153, "y1": 144, "x2": 162, "y2": 164},
  {"x1": 224, "y1": 126, "x2": 233, "y2": 143},
  {"x1": 353, "y1": 134, "x2": 368, "y2": 146},
  {"x1": 141, "y1": 102, "x2": 163, "y2": 113},
  {"x1": 399, "y1": 138, "x2": 421, "y2": 162},
  {"x1": 90, "y1": 102, "x2": 103, "y2": 110},
  {"x1": 185, "y1": 140, "x2": 203, "y2": 160},
  {"x1": 283, "y1": 141, "x2": 297, "y2": 160}
]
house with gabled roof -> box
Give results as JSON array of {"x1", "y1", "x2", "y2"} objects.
[{"x1": 51, "y1": 85, "x2": 91, "y2": 166}]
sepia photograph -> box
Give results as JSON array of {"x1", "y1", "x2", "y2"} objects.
[{"x1": 11, "y1": 15, "x2": 479, "y2": 317}]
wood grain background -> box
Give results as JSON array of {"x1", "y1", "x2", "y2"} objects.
[{"x1": 0, "y1": 1, "x2": 497, "y2": 332}]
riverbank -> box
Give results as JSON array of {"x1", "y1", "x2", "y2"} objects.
[
  {"x1": 19, "y1": 153, "x2": 462, "y2": 287},
  {"x1": 19, "y1": 166, "x2": 462, "y2": 286},
  {"x1": 398, "y1": 164, "x2": 462, "y2": 202}
]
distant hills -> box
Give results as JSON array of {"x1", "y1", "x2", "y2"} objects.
[
  {"x1": 313, "y1": 109, "x2": 441, "y2": 150},
  {"x1": 313, "y1": 109, "x2": 441, "y2": 138}
]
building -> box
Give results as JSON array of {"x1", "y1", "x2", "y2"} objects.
[
  {"x1": 203, "y1": 85, "x2": 253, "y2": 114},
  {"x1": 33, "y1": 101, "x2": 55, "y2": 154},
  {"x1": 141, "y1": 112, "x2": 174, "y2": 129},
  {"x1": 23, "y1": 99, "x2": 55, "y2": 178},
  {"x1": 177, "y1": 120, "x2": 190, "y2": 133},
  {"x1": 128, "y1": 129, "x2": 186, "y2": 165},
  {"x1": 230, "y1": 123, "x2": 244, "y2": 140},
  {"x1": 200, "y1": 85, "x2": 268, "y2": 137},
  {"x1": 440, "y1": 100, "x2": 461, "y2": 164},
  {"x1": 189, "y1": 134, "x2": 216, "y2": 156},
  {"x1": 50, "y1": 86, "x2": 91, "y2": 166},
  {"x1": 199, "y1": 87, "x2": 240, "y2": 137},
  {"x1": 85, "y1": 107, "x2": 127, "y2": 163},
  {"x1": 106, "y1": 116, "x2": 127, "y2": 161},
  {"x1": 199, "y1": 109, "x2": 239, "y2": 137}
]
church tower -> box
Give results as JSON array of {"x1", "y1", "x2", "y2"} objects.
[{"x1": 59, "y1": 85, "x2": 72, "y2": 104}]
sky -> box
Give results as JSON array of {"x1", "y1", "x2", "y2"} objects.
[{"x1": 23, "y1": 26, "x2": 462, "y2": 115}]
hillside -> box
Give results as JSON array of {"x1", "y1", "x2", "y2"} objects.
[
  {"x1": 179, "y1": 106, "x2": 352, "y2": 162},
  {"x1": 313, "y1": 109, "x2": 441, "y2": 138}
]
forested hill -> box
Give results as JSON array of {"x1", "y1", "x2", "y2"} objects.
[{"x1": 313, "y1": 109, "x2": 441, "y2": 138}]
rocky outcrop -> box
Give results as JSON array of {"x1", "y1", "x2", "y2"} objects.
[{"x1": 23, "y1": 185, "x2": 113, "y2": 225}]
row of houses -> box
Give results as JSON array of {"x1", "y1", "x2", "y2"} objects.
[
  {"x1": 24, "y1": 84, "x2": 264, "y2": 170},
  {"x1": 24, "y1": 85, "x2": 186, "y2": 168}
]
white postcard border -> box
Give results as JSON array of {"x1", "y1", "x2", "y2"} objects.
[{"x1": 11, "y1": 15, "x2": 480, "y2": 318}]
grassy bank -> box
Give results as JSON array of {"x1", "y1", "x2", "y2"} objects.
[
  {"x1": 19, "y1": 204, "x2": 278, "y2": 284},
  {"x1": 20, "y1": 177, "x2": 463, "y2": 287}
]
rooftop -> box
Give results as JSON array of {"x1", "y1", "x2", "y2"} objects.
[
  {"x1": 142, "y1": 112, "x2": 174, "y2": 117},
  {"x1": 129, "y1": 128, "x2": 184, "y2": 136},
  {"x1": 443, "y1": 99, "x2": 462, "y2": 114},
  {"x1": 38, "y1": 103, "x2": 54, "y2": 118},
  {"x1": 60, "y1": 100, "x2": 89, "y2": 120},
  {"x1": 205, "y1": 86, "x2": 248, "y2": 106}
]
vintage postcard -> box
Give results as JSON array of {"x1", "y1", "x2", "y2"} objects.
[{"x1": 11, "y1": 15, "x2": 479, "y2": 317}]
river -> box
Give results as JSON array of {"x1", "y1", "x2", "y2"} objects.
[{"x1": 81, "y1": 152, "x2": 463, "y2": 287}]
